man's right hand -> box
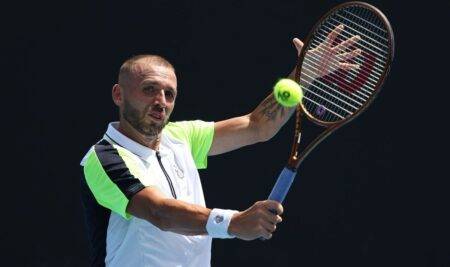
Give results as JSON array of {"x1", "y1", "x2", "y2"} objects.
[{"x1": 228, "y1": 200, "x2": 283, "y2": 240}]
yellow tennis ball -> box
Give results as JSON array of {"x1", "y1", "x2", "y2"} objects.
[{"x1": 273, "y1": 79, "x2": 303, "y2": 107}]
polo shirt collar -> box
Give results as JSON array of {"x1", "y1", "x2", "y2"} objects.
[{"x1": 104, "y1": 122, "x2": 162, "y2": 161}]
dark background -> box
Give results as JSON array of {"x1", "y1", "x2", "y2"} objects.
[{"x1": 5, "y1": 0, "x2": 449, "y2": 266}]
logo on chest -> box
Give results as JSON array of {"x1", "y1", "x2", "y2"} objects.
[{"x1": 172, "y1": 163, "x2": 184, "y2": 179}]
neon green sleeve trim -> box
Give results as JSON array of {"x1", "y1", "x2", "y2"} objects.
[
  {"x1": 164, "y1": 120, "x2": 214, "y2": 169},
  {"x1": 115, "y1": 146, "x2": 147, "y2": 181},
  {"x1": 83, "y1": 150, "x2": 131, "y2": 220}
]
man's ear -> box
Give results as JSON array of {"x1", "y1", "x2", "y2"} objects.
[{"x1": 112, "y1": 84, "x2": 122, "y2": 106}]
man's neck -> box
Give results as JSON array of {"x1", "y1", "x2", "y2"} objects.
[{"x1": 117, "y1": 119, "x2": 160, "y2": 150}]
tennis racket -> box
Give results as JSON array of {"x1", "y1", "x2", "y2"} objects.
[{"x1": 267, "y1": 2, "x2": 394, "y2": 204}]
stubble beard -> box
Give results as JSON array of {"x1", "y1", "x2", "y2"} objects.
[{"x1": 122, "y1": 99, "x2": 169, "y2": 139}]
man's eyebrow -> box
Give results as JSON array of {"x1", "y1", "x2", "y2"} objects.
[
  {"x1": 141, "y1": 81, "x2": 159, "y2": 87},
  {"x1": 142, "y1": 81, "x2": 176, "y2": 92},
  {"x1": 166, "y1": 87, "x2": 176, "y2": 93}
]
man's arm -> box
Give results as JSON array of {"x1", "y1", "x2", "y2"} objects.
[
  {"x1": 127, "y1": 186, "x2": 283, "y2": 240},
  {"x1": 208, "y1": 39, "x2": 304, "y2": 156},
  {"x1": 209, "y1": 94, "x2": 296, "y2": 156}
]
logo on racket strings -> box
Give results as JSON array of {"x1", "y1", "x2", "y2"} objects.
[{"x1": 315, "y1": 105, "x2": 326, "y2": 116}]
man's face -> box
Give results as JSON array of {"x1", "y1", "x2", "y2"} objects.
[{"x1": 120, "y1": 62, "x2": 177, "y2": 138}]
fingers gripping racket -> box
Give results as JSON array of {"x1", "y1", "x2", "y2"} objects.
[{"x1": 267, "y1": 2, "x2": 394, "y2": 204}]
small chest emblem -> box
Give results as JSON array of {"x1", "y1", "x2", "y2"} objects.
[{"x1": 172, "y1": 163, "x2": 184, "y2": 179}]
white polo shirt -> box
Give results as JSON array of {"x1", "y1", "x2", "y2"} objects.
[{"x1": 81, "y1": 121, "x2": 215, "y2": 267}]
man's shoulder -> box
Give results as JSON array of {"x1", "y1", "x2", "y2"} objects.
[
  {"x1": 164, "y1": 120, "x2": 213, "y2": 132},
  {"x1": 164, "y1": 120, "x2": 199, "y2": 130},
  {"x1": 79, "y1": 139, "x2": 137, "y2": 167},
  {"x1": 163, "y1": 120, "x2": 196, "y2": 138},
  {"x1": 163, "y1": 121, "x2": 192, "y2": 145},
  {"x1": 163, "y1": 120, "x2": 213, "y2": 143},
  {"x1": 80, "y1": 140, "x2": 105, "y2": 167}
]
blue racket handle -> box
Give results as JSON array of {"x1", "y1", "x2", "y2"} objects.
[
  {"x1": 260, "y1": 167, "x2": 297, "y2": 240},
  {"x1": 267, "y1": 167, "x2": 297, "y2": 203}
]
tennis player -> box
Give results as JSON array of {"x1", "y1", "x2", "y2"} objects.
[
  {"x1": 80, "y1": 33, "x2": 359, "y2": 266},
  {"x1": 80, "y1": 52, "x2": 292, "y2": 266}
]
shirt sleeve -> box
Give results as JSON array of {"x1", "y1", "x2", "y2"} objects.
[
  {"x1": 164, "y1": 120, "x2": 215, "y2": 169},
  {"x1": 82, "y1": 140, "x2": 145, "y2": 219}
]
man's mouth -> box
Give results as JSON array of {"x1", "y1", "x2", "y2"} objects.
[{"x1": 148, "y1": 110, "x2": 165, "y2": 121}]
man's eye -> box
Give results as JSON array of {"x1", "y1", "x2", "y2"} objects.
[
  {"x1": 165, "y1": 91, "x2": 175, "y2": 100},
  {"x1": 143, "y1": 86, "x2": 154, "y2": 92}
]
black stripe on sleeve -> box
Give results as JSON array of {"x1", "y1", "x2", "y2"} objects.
[{"x1": 94, "y1": 139, "x2": 145, "y2": 199}]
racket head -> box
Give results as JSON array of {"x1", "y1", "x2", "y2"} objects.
[
  {"x1": 286, "y1": 2, "x2": 394, "y2": 170},
  {"x1": 295, "y1": 1, "x2": 395, "y2": 127}
]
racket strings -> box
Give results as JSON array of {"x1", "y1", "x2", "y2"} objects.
[
  {"x1": 329, "y1": 16, "x2": 389, "y2": 47},
  {"x1": 300, "y1": 64, "x2": 366, "y2": 105},
  {"x1": 341, "y1": 8, "x2": 389, "y2": 39},
  {"x1": 300, "y1": 62, "x2": 366, "y2": 104},
  {"x1": 312, "y1": 19, "x2": 388, "y2": 83},
  {"x1": 314, "y1": 26, "x2": 388, "y2": 68},
  {"x1": 301, "y1": 49, "x2": 375, "y2": 97},
  {"x1": 300, "y1": 48, "x2": 372, "y2": 117},
  {"x1": 300, "y1": 5, "x2": 391, "y2": 123},
  {"x1": 303, "y1": 42, "x2": 379, "y2": 90},
  {"x1": 341, "y1": 9, "x2": 387, "y2": 34},
  {"x1": 302, "y1": 85, "x2": 356, "y2": 113},
  {"x1": 317, "y1": 23, "x2": 388, "y2": 64},
  {"x1": 303, "y1": 46, "x2": 378, "y2": 113},
  {"x1": 302, "y1": 43, "x2": 379, "y2": 100},
  {"x1": 302, "y1": 95, "x2": 346, "y2": 119}
]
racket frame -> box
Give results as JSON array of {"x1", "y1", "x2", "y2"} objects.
[{"x1": 287, "y1": 1, "x2": 395, "y2": 171}]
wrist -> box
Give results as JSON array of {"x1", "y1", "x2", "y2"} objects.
[
  {"x1": 227, "y1": 212, "x2": 240, "y2": 237},
  {"x1": 206, "y1": 208, "x2": 238, "y2": 239}
]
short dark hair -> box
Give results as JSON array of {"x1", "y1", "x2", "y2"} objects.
[{"x1": 118, "y1": 54, "x2": 174, "y2": 86}]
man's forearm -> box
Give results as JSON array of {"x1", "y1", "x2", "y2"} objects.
[
  {"x1": 127, "y1": 187, "x2": 210, "y2": 236},
  {"x1": 128, "y1": 187, "x2": 284, "y2": 240},
  {"x1": 152, "y1": 198, "x2": 211, "y2": 235},
  {"x1": 248, "y1": 65, "x2": 305, "y2": 142},
  {"x1": 151, "y1": 198, "x2": 283, "y2": 240},
  {"x1": 249, "y1": 92, "x2": 296, "y2": 142}
]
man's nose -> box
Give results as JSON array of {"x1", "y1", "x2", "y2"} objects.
[{"x1": 154, "y1": 89, "x2": 167, "y2": 106}]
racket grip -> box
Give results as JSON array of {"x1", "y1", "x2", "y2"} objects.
[
  {"x1": 267, "y1": 167, "x2": 297, "y2": 203},
  {"x1": 260, "y1": 168, "x2": 297, "y2": 240}
]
